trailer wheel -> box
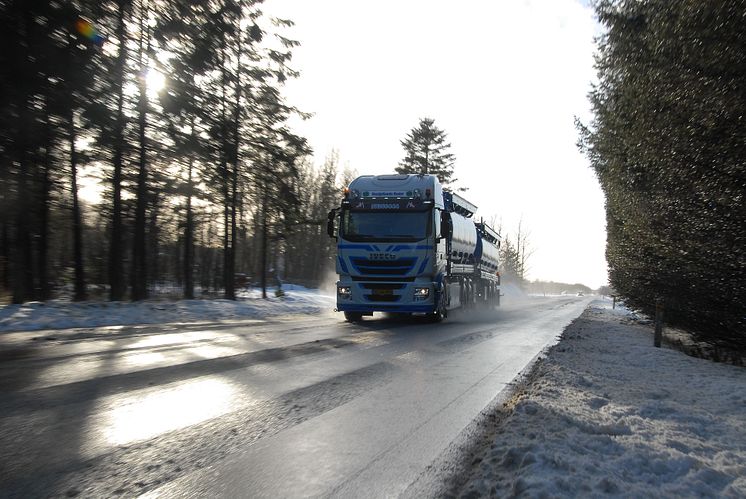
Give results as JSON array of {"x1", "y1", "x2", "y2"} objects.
[{"x1": 344, "y1": 312, "x2": 363, "y2": 322}]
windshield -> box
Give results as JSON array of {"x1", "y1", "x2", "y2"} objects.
[{"x1": 341, "y1": 210, "x2": 432, "y2": 242}]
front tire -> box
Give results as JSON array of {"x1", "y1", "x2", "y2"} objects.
[
  {"x1": 429, "y1": 285, "x2": 448, "y2": 322},
  {"x1": 344, "y1": 311, "x2": 363, "y2": 322}
]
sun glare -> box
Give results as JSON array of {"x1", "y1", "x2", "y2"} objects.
[
  {"x1": 104, "y1": 378, "x2": 236, "y2": 445},
  {"x1": 146, "y1": 68, "x2": 166, "y2": 95}
]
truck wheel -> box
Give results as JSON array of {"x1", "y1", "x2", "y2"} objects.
[
  {"x1": 344, "y1": 311, "x2": 363, "y2": 322},
  {"x1": 429, "y1": 290, "x2": 447, "y2": 322}
]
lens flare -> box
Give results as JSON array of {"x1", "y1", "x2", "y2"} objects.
[{"x1": 75, "y1": 17, "x2": 105, "y2": 46}]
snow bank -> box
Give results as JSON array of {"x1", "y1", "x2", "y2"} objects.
[
  {"x1": 458, "y1": 300, "x2": 746, "y2": 497},
  {"x1": 0, "y1": 285, "x2": 335, "y2": 333}
]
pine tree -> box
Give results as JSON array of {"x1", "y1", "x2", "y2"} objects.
[
  {"x1": 0, "y1": 0, "x2": 103, "y2": 302},
  {"x1": 1, "y1": 1, "x2": 48, "y2": 303},
  {"x1": 579, "y1": 0, "x2": 746, "y2": 348},
  {"x1": 396, "y1": 118, "x2": 457, "y2": 186},
  {"x1": 155, "y1": 0, "x2": 213, "y2": 299},
  {"x1": 0, "y1": 0, "x2": 312, "y2": 303},
  {"x1": 83, "y1": 0, "x2": 137, "y2": 301},
  {"x1": 107, "y1": 0, "x2": 132, "y2": 301}
]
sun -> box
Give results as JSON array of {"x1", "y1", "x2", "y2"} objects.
[{"x1": 145, "y1": 68, "x2": 166, "y2": 95}]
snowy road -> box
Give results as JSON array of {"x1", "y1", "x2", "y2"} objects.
[{"x1": 0, "y1": 295, "x2": 589, "y2": 498}]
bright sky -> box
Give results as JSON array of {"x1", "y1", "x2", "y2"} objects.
[{"x1": 266, "y1": 0, "x2": 608, "y2": 289}]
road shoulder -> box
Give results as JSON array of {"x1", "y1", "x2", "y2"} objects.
[{"x1": 414, "y1": 300, "x2": 746, "y2": 497}]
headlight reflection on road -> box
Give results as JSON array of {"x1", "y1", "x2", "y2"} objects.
[{"x1": 104, "y1": 378, "x2": 236, "y2": 445}]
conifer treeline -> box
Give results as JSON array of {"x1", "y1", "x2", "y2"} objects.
[
  {"x1": 580, "y1": 0, "x2": 746, "y2": 348},
  {"x1": 0, "y1": 0, "x2": 344, "y2": 303}
]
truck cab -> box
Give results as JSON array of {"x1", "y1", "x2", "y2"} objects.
[{"x1": 327, "y1": 174, "x2": 448, "y2": 321}]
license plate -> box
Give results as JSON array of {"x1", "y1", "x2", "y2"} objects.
[{"x1": 373, "y1": 288, "x2": 393, "y2": 296}]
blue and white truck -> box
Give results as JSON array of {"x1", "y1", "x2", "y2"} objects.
[{"x1": 327, "y1": 174, "x2": 501, "y2": 322}]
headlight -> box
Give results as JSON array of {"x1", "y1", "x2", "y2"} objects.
[
  {"x1": 414, "y1": 287, "x2": 430, "y2": 298},
  {"x1": 338, "y1": 286, "x2": 352, "y2": 297}
]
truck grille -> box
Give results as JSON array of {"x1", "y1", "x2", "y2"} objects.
[
  {"x1": 350, "y1": 257, "x2": 416, "y2": 276},
  {"x1": 361, "y1": 283, "x2": 406, "y2": 290}
]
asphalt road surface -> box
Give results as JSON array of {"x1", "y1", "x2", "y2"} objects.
[{"x1": 0, "y1": 295, "x2": 590, "y2": 498}]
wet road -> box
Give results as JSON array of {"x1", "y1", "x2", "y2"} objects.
[{"x1": 0, "y1": 296, "x2": 590, "y2": 498}]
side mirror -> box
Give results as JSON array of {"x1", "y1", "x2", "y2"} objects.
[
  {"x1": 441, "y1": 211, "x2": 452, "y2": 239},
  {"x1": 327, "y1": 209, "x2": 338, "y2": 240}
]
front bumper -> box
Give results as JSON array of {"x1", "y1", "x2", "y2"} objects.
[
  {"x1": 336, "y1": 279, "x2": 436, "y2": 314},
  {"x1": 337, "y1": 303, "x2": 435, "y2": 314}
]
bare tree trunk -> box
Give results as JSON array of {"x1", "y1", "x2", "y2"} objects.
[
  {"x1": 131, "y1": 0, "x2": 149, "y2": 301},
  {"x1": 1, "y1": 221, "x2": 8, "y2": 292},
  {"x1": 148, "y1": 193, "x2": 160, "y2": 291},
  {"x1": 183, "y1": 153, "x2": 194, "y2": 299},
  {"x1": 252, "y1": 208, "x2": 261, "y2": 284},
  {"x1": 12, "y1": 148, "x2": 33, "y2": 304},
  {"x1": 222, "y1": 192, "x2": 230, "y2": 297},
  {"x1": 0, "y1": 152, "x2": 8, "y2": 292},
  {"x1": 515, "y1": 217, "x2": 533, "y2": 283},
  {"x1": 260, "y1": 191, "x2": 268, "y2": 299},
  {"x1": 516, "y1": 218, "x2": 523, "y2": 281},
  {"x1": 38, "y1": 106, "x2": 52, "y2": 301},
  {"x1": 227, "y1": 16, "x2": 243, "y2": 300},
  {"x1": 228, "y1": 163, "x2": 238, "y2": 298},
  {"x1": 12, "y1": 8, "x2": 34, "y2": 304},
  {"x1": 69, "y1": 108, "x2": 87, "y2": 302},
  {"x1": 109, "y1": 0, "x2": 128, "y2": 301},
  {"x1": 219, "y1": 31, "x2": 235, "y2": 300}
]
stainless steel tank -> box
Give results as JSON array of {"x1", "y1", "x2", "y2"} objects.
[
  {"x1": 450, "y1": 212, "x2": 478, "y2": 263},
  {"x1": 477, "y1": 236, "x2": 500, "y2": 270}
]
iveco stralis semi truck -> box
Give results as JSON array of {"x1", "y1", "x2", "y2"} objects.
[{"x1": 326, "y1": 174, "x2": 501, "y2": 322}]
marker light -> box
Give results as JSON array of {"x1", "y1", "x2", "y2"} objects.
[{"x1": 343, "y1": 188, "x2": 350, "y2": 198}]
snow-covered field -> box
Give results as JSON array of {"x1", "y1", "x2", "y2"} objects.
[
  {"x1": 0, "y1": 285, "x2": 335, "y2": 333},
  {"x1": 458, "y1": 300, "x2": 746, "y2": 497}
]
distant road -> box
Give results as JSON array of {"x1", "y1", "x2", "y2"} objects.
[{"x1": 0, "y1": 295, "x2": 590, "y2": 498}]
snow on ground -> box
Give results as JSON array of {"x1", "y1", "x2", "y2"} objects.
[
  {"x1": 0, "y1": 285, "x2": 335, "y2": 333},
  {"x1": 457, "y1": 299, "x2": 746, "y2": 498}
]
